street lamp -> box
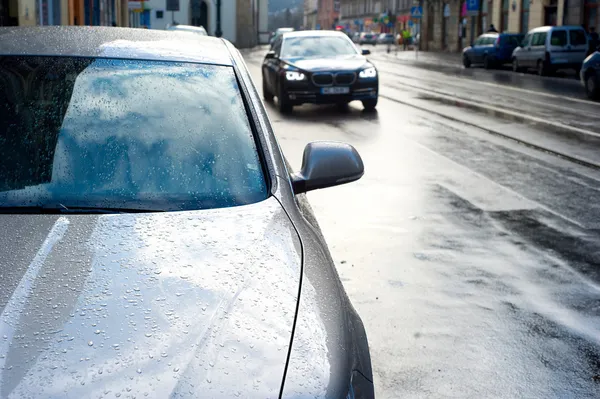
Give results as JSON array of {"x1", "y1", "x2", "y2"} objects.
[{"x1": 215, "y1": 0, "x2": 222, "y2": 37}]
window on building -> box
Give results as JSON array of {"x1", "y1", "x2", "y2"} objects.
[
  {"x1": 156, "y1": 10, "x2": 164, "y2": 19},
  {"x1": 521, "y1": 0, "x2": 529, "y2": 33},
  {"x1": 501, "y1": 0, "x2": 509, "y2": 32}
]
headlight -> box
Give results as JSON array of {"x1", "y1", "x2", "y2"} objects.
[
  {"x1": 285, "y1": 71, "x2": 306, "y2": 81},
  {"x1": 359, "y1": 67, "x2": 377, "y2": 78}
]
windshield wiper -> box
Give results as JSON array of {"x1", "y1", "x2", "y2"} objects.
[{"x1": 0, "y1": 205, "x2": 162, "y2": 214}]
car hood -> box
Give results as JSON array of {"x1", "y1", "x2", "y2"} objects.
[
  {"x1": 0, "y1": 197, "x2": 301, "y2": 398},
  {"x1": 283, "y1": 55, "x2": 370, "y2": 72}
]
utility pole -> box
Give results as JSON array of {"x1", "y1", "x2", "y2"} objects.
[{"x1": 215, "y1": 0, "x2": 222, "y2": 37}]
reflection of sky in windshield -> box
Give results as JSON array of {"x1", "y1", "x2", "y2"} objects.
[
  {"x1": 0, "y1": 59, "x2": 267, "y2": 210},
  {"x1": 281, "y1": 36, "x2": 358, "y2": 58}
]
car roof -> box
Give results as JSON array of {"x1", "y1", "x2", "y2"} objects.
[
  {"x1": 167, "y1": 24, "x2": 207, "y2": 32},
  {"x1": 0, "y1": 26, "x2": 233, "y2": 65},
  {"x1": 284, "y1": 30, "x2": 347, "y2": 39}
]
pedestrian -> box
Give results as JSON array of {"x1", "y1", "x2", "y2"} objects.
[
  {"x1": 487, "y1": 24, "x2": 498, "y2": 33},
  {"x1": 589, "y1": 27, "x2": 599, "y2": 55}
]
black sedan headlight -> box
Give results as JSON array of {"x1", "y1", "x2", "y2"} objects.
[
  {"x1": 285, "y1": 70, "x2": 306, "y2": 81},
  {"x1": 358, "y1": 67, "x2": 377, "y2": 79}
]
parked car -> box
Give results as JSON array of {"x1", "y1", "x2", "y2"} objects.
[
  {"x1": 462, "y1": 32, "x2": 523, "y2": 69},
  {"x1": 377, "y1": 33, "x2": 395, "y2": 45},
  {"x1": 270, "y1": 27, "x2": 294, "y2": 46},
  {"x1": 262, "y1": 30, "x2": 378, "y2": 113},
  {"x1": 359, "y1": 32, "x2": 377, "y2": 45},
  {"x1": 0, "y1": 26, "x2": 375, "y2": 398},
  {"x1": 581, "y1": 50, "x2": 600, "y2": 100},
  {"x1": 166, "y1": 23, "x2": 207, "y2": 35},
  {"x1": 511, "y1": 25, "x2": 589, "y2": 76}
]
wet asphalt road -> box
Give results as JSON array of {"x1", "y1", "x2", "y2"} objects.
[{"x1": 242, "y1": 48, "x2": 600, "y2": 398}]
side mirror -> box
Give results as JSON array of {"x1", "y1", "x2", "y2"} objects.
[
  {"x1": 265, "y1": 51, "x2": 277, "y2": 59},
  {"x1": 291, "y1": 142, "x2": 364, "y2": 194},
  {"x1": 361, "y1": 49, "x2": 371, "y2": 55}
]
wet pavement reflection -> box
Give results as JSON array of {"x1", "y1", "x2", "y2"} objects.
[{"x1": 243, "y1": 51, "x2": 600, "y2": 398}]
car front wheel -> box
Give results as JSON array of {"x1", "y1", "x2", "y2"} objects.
[
  {"x1": 463, "y1": 55, "x2": 471, "y2": 68},
  {"x1": 277, "y1": 86, "x2": 293, "y2": 114},
  {"x1": 512, "y1": 58, "x2": 521, "y2": 72},
  {"x1": 262, "y1": 75, "x2": 274, "y2": 103},
  {"x1": 585, "y1": 71, "x2": 600, "y2": 100},
  {"x1": 362, "y1": 98, "x2": 378, "y2": 111}
]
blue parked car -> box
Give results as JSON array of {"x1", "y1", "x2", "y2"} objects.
[{"x1": 463, "y1": 32, "x2": 524, "y2": 69}]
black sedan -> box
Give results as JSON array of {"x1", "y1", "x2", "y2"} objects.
[
  {"x1": 581, "y1": 49, "x2": 600, "y2": 100},
  {"x1": 262, "y1": 30, "x2": 379, "y2": 113},
  {"x1": 0, "y1": 26, "x2": 374, "y2": 398}
]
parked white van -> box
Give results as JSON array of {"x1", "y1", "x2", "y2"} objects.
[{"x1": 511, "y1": 25, "x2": 588, "y2": 76}]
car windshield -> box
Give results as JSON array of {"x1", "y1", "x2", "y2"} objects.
[
  {"x1": 0, "y1": 56, "x2": 268, "y2": 212},
  {"x1": 281, "y1": 36, "x2": 358, "y2": 58}
]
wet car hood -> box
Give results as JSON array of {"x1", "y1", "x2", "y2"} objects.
[
  {"x1": 283, "y1": 55, "x2": 370, "y2": 72},
  {"x1": 0, "y1": 197, "x2": 301, "y2": 398}
]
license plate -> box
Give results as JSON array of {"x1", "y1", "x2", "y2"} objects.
[{"x1": 321, "y1": 87, "x2": 350, "y2": 95}]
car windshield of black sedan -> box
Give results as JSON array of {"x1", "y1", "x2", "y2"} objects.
[
  {"x1": 0, "y1": 57, "x2": 268, "y2": 212},
  {"x1": 281, "y1": 36, "x2": 358, "y2": 58}
]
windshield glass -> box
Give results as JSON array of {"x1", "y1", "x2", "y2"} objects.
[
  {"x1": 281, "y1": 36, "x2": 358, "y2": 58},
  {"x1": 0, "y1": 57, "x2": 267, "y2": 212}
]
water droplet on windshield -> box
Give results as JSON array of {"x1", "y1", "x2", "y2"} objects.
[{"x1": 88, "y1": 341, "x2": 94, "y2": 346}]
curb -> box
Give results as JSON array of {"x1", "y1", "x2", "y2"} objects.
[
  {"x1": 378, "y1": 91, "x2": 600, "y2": 170},
  {"x1": 387, "y1": 82, "x2": 600, "y2": 140}
]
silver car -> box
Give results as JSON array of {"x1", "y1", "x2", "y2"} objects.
[
  {"x1": 0, "y1": 26, "x2": 374, "y2": 398},
  {"x1": 511, "y1": 25, "x2": 588, "y2": 76}
]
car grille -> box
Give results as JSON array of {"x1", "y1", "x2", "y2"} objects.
[
  {"x1": 334, "y1": 72, "x2": 356, "y2": 85},
  {"x1": 311, "y1": 73, "x2": 334, "y2": 86}
]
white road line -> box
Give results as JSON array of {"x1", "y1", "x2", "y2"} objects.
[{"x1": 0, "y1": 217, "x2": 70, "y2": 385}]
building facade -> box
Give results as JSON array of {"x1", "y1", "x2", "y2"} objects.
[
  {"x1": 317, "y1": 0, "x2": 340, "y2": 29},
  {"x1": 339, "y1": 0, "x2": 599, "y2": 51},
  {"x1": 339, "y1": 0, "x2": 412, "y2": 34},
  {"x1": 304, "y1": 0, "x2": 318, "y2": 29},
  {"x1": 1, "y1": 0, "x2": 128, "y2": 26},
  {"x1": 0, "y1": 0, "x2": 267, "y2": 48}
]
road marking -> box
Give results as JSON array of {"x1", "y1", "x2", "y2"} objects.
[{"x1": 374, "y1": 58, "x2": 599, "y2": 106}]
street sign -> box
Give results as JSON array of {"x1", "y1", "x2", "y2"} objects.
[
  {"x1": 166, "y1": 0, "x2": 179, "y2": 11},
  {"x1": 410, "y1": 6, "x2": 422, "y2": 18},
  {"x1": 466, "y1": 0, "x2": 479, "y2": 15},
  {"x1": 408, "y1": 20, "x2": 414, "y2": 27}
]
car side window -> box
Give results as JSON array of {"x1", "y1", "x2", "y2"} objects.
[
  {"x1": 534, "y1": 32, "x2": 547, "y2": 46},
  {"x1": 569, "y1": 29, "x2": 587, "y2": 46},
  {"x1": 522, "y1": 33, "x2": 532, "y2": 47},
  {"x1": 551, "y1": 30, "x2": 567, "y2": 46}
]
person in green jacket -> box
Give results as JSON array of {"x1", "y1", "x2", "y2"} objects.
[{"x1": 402, "y1": 29, "x2": 411, "y2": 50}]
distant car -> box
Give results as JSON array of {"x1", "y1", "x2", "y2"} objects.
[
  {"x1": 511, "y1": 25, "x2": 588, "y2": 76},
  {"x1": 352, "y1": 32, "x2": 361, "y2": 43},
  {"x1": 359, "y1": 33, "x2": 377, "y2": 45},
  {"x1": 270, "y1": 27, "x2": 294, "y2": 46},
  {"x1": 0, "y1": 25, "x2": 374, "y2": 398},
  {"x1": 262, "y1": 30, "x2": 378, "y2": 113},
  {"x1": 166, "y1": 23, "x2": 207, "y2": 35},
  {"x1": 377, "y1": 33, "x2": 395, "y2": 45},
  {"x1": 581, "y1": 50, "x2": 600, "y2": 100},
  {"x1": 462, "y1": 32, "x2": 523, "y2": 69}
]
